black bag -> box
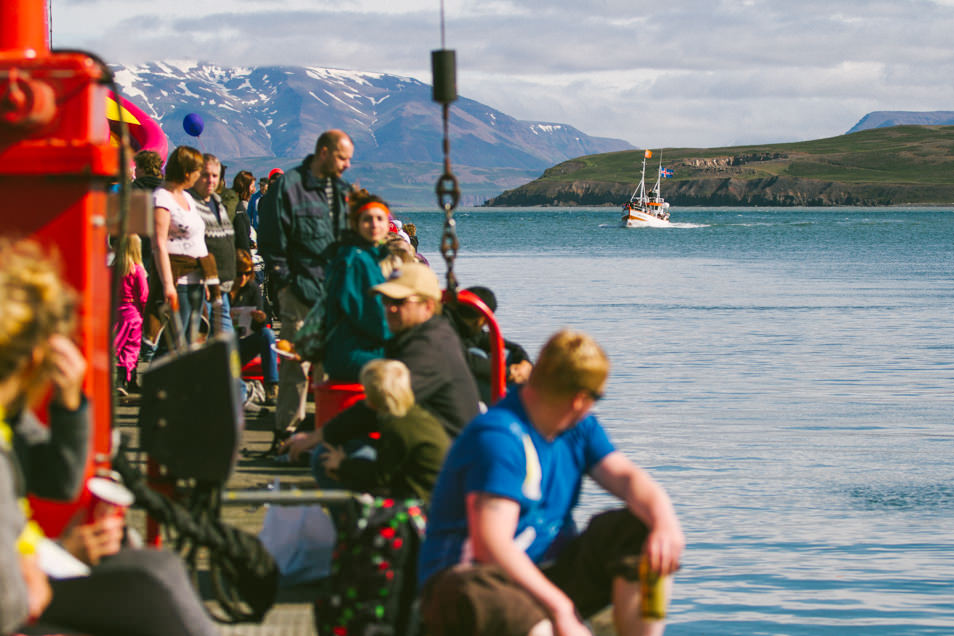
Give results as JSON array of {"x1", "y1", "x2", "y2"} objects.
[
  {"x1": 292, "y1": 287, "x2": 332, "y2": 362},
  {"x1": 314, "y1": 497, "x2": 427, "y2": 636}
]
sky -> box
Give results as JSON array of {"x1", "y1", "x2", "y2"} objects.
[{"x1": 51, "y1": 0, "x2": 954, "y2": 149}]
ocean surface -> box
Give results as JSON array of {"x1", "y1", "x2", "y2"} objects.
[{"x1": 400, "y1": 206, "x2": 954, "y2": 635}]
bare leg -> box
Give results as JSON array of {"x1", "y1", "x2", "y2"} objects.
[{"x1": 611, "y1": 576, "x2": 670, "y2": 636}]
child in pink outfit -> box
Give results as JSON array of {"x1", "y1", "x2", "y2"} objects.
[{"x1": 113, "y1": 234, "x2": 149, "y2": 395}]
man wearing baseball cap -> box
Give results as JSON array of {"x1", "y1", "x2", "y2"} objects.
[{"x1": 371, "y1": 263, "x2": 479, "y2": 437}]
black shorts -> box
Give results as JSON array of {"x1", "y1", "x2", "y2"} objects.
[{"x1": 420, "y1": 508, "x2": 649, "y2": 636}]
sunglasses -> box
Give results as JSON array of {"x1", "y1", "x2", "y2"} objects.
[
  {"x1": 381, "y1": 295, "x2": 422, "y2": 307},
  {"x1": 586, "y1": 389, "x2": 605, "y2": 402}
]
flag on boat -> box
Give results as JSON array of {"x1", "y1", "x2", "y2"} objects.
[
  {"x1": 644, "y1": 149, "x2": 653, "y2": 158},
  {"x1": 660, "y1": 167, "x2": 674, "y2": 178}
]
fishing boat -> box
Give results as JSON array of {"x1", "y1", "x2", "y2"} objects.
[{"x1": 620, "y1": 150, "x2": 671, "y2": 227}]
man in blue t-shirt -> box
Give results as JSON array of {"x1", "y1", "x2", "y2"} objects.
[{"x1": 418, "y1": 329, "x2": 685, "y2": 636}]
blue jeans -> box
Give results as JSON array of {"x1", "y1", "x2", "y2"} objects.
[
  {"x1": 206, "y1": 291, "x2": 234, "y2": 335},
  {"x1": 176, "y1": 284, "x2": 204, "y2": 344},
  {"x1": 238, "y1": 327, "x2": 279, "y2": 384}
]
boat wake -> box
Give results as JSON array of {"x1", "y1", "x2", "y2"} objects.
[{"x1": 599, "y1": 222, "x2": 708, "y2": 229}]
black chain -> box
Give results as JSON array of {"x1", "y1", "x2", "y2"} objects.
[
  {"x1": 437, "y1": 102, "x2": 460, "y2": 297},
  {"x1": 433, "y1": 7, "x2": 460, "y2": 299}
]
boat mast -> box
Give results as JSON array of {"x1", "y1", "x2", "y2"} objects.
[
  {"x1": 651, "y1": 152, "x2": 663, "y2": 198},
  {"x1": 629, "y1": 152, "x2": 648, "y2": 204}
]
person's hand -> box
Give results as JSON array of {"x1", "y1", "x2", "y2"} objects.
[
  {"x1": 163, "y1": 284, "x2": 178, "y2": 311},
  {"x1": 642, "y1": 519, "x2": 685, "y2": 577},
  {"x1": 60, "y1": 514, "x2": 124, "y2": 566},
  {"x1": 281, "y1": 431, "x2": 317, "y2": 462},
  {"x1": 320, "y1": 443, "x2": 345, "y2": 479},
  {"x1": 19, "y1": 554, "x2": 52, "y2": 621},
  {"x1": 47, "y1": 335, "x2": 86, "y2": 411},
  {"x1": 507, "y1": 360, "x2": 533, "y2": 385},
  {"x1": 551, "y1": 606, "x2": 592, "y2": 636}
]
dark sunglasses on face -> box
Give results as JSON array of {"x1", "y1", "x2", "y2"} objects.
[
  {"x1": 586, "y1": 389, "x2": 604, "y2": 402},
  {"x1": 381, "y1": 295, "x2": 421, "y2": 307}
]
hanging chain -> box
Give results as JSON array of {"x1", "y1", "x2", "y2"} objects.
[
  {"x1": 433, "y1": 0, "x2": 460, "y2": 298},
  {"x1": 437, "y1": 102, "x2": 460, "y2": 296}
]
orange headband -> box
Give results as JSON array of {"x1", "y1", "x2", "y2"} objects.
[{"x1": 355, "y1": 201, "x2": 390, "y2": 217}]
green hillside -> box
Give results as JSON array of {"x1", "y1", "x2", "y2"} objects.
[{"x1": 486, "y1": 126, "x2": 954, "y2": 206}]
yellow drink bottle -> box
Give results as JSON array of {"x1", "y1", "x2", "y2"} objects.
[{"x1": 639, "y1": 558, "x2": 668, "y2": 619}]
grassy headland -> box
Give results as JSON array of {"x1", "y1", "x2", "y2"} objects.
[{"x1": 484, "y1": 125, "x2": 954, "y2": 206}]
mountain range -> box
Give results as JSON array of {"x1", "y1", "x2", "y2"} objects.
[
  {"x1": 110, "y1": 61, "x2": 633, "y2": 206},
  {"x1": 847, "y1": 111, "x2": 954, "y2": 133}
]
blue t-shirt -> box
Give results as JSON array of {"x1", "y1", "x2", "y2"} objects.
[{"x1": 418, "y1": 390, "x2": 615, "y2": 586}]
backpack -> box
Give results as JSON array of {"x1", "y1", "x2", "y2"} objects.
[{"x1": 314, "y1": 496, "x2": 427, "y2": 636}]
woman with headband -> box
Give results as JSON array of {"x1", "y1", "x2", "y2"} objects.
[{"x1": 321, "y1": 189, "x2": 394, "y2": 382}]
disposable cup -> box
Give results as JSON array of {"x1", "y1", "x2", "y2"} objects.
[{"x1": 85, "y1": 477, "x2": 134, "y2": 523}]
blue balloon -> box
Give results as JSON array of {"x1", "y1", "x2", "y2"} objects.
[{"x1": 183, "y1": 113, "x2": 204, "y2": 137}]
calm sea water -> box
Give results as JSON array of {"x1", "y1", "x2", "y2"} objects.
[{"x1": 401, "y1": 206, "x2": 954, "y2": 634}]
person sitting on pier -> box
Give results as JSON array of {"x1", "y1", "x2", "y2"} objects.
[
  {"x1": 312, "y1": 359, "x2": 449, "y2": 502},
  {"x1": 321, "y1": 190, "x2": 393, "y2": 383},
  {"x1": 231, "y1": 249, "x2": 279, "y2": 407},
  {"x1": 0, "y1": 239, "x2": 218, "y2": 636},
  {"x1": 445, "y1": 285, "x2": 533, "y2": 404},
  {"x1": 418, "y1": 329, "x2": 685, "y2": 636},
  {"x1": 282, "y1": 263, "x2": 479, "y2": 462}
]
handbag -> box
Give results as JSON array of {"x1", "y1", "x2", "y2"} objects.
[
  {"x1": 292, "y1": 289, "x2": 333, "y2": 362},
  {"x1": 258, "y1": 503, "x2": 336, "y2": 586}
]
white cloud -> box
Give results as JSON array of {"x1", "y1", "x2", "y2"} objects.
[{"x1": 50, "y1": 0, "x2": 954, "y2": 147}]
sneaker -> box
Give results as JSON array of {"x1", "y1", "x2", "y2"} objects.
[{"x1": 264, "y1": 383, "x2": 279, "y2": 406}]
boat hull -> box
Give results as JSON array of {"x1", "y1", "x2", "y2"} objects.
[{"x1": 620, "y1": 210, "x2": 671, "y2": 228}]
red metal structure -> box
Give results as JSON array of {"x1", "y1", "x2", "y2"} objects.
[{"x1": 1, "y1": 0, "x2": 117, "y2": 535}]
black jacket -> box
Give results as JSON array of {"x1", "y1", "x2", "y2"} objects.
[
  {"x1": 385, "y1": 315, "x2": 480, "y2": 438},
  {"x1": 256, "y1": 156, "x2": 350, "y2": 306}
]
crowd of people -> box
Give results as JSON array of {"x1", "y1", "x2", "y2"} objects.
[{"x1": 1, "y1": 127, "x2": 685, "y2": 636}]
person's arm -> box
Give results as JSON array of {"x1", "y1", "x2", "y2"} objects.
[
  {"x1": 256, "y1": 181, "x2": 291, "y2": 291},
  {"x1": 233, "y1": 211, "x2": 252, "y2": 252},
  {"x1": 283, "y1": 429, "x2": 322, "y2": 463},
  {"x1": 589, "y1": 451, "x2": 684, "y2": 576},
  {"x1": 468, "y1": 493, "x2": 591, "y2": 636},
  {"x1": 153, "y1": 205, "x2": 178, "y2": 308},
  {"x1": 17, "y1": 335, "x2": 89, "y2": 501},
  {"x1": 337, "y1": 255, "x2": 389, "y2": 341},
  {"x1": 0, "y1": 481, "x2": 32, "y2": 632},
  {"x1": 135, "y1": 264, "x2": 149, "y2": 311}
]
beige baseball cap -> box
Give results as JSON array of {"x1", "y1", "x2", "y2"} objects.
[{"x1": 372, "y1": 263, "x2": 442, "y2": 301}]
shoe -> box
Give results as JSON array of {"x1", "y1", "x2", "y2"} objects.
[
  {"x1": 263, "y1": 383, "x2": 279, "y2": 406},
  {"x1": 115, "y1": 366, "x2": 129, "y2": 397}
]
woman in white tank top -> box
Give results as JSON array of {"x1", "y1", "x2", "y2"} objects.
[{"x1": 153, "y1": 146, "x2": 206, "y2": 341}]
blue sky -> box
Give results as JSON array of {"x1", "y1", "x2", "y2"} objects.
[{"x1": 53, "y1": 0, "x2": 954, "y2": 148}]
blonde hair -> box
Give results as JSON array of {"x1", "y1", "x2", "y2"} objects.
[
  {"x1": 0, "y1": 239, "x2": 77, "y2": 400},
  {"x1": 359, "y1": 359, "x2": 415, "y2": 417},
  {"x1": 115, "y1": 234, "x2": 143, "y2": 278},
  {"x1": 528, "y1": 329, "x2": 609, "y2": 399}
]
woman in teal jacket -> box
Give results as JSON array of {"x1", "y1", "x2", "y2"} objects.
[{"x1": 322, "y1": 190, "x2": 394, "y2": 381}]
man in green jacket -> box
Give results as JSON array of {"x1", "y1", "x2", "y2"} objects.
[{"x1": 257, "y1": 129, "x2": 354, "y2": 434}]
